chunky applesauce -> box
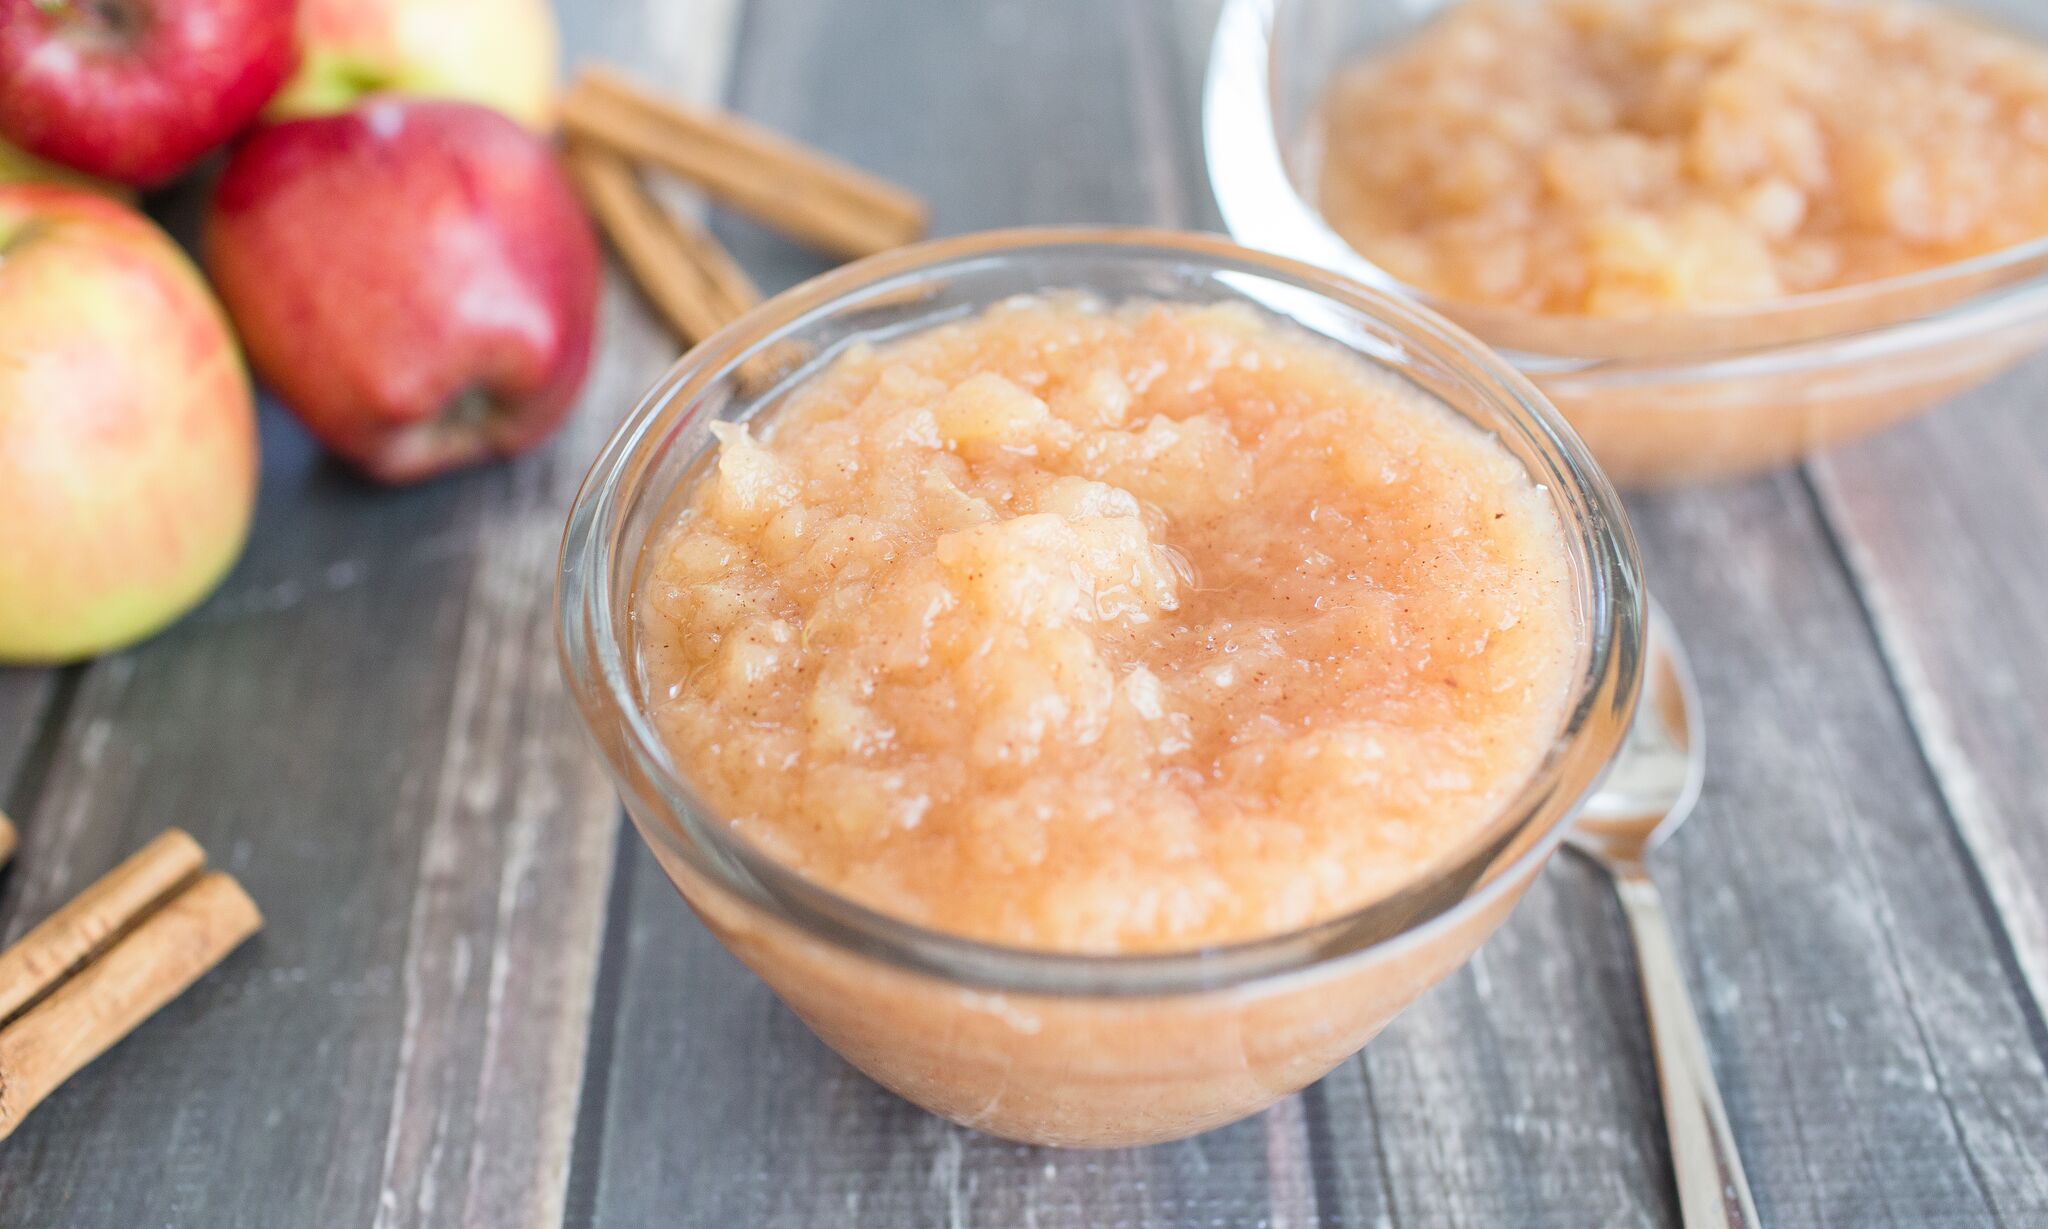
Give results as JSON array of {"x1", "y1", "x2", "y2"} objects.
[
  {"x1": 637, "y1": 298, "x2": 1575, "y2": 952},
  {"x1": 1318, "y1": 0, "x2": 2048, "y2": 315}
]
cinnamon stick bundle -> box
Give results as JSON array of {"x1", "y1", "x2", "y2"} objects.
[
  {"x1": 562, "y1": 64, "x2": 920, "y2": 385},
  {"x1": 0, "y1": 829, "x2": 261, "y2": 1142},
  {"x1": 565, "y1": 139, "x2": 808, "y2": 390},
  {"x1": 565, "y1": 140, "x2": 758, "y2": 347},
  {"x1": 0, "y1": 829, "x2": 205, "y2": 1023},
  {"x1": 561, "y1": 67, "x2": 927, "y2": 260}
]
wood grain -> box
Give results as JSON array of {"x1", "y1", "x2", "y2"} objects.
[
  {"x1": 0, "y1": 669, "x2": 58, "y2": 813},
  {"x1": 1629, "y1": 481, "x2": 2048, "y2": 1227},
  {"x1": 1809, "y1": 368, "x2": 2048, "y2": 1028}
]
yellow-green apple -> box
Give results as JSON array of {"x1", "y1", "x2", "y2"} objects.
[
  {"x1": 0, "y1": 0, "x2": 296, "y2": 187},
  {"x1": 269, "y1": 0, "x2": 560, "y2": 129},
  {"x1": 204, "y1": 99, "x2": 600, "y2": 484},
  {"x1": 0, "y1": 186, "x2": 259, "y2": 663},
  {"x1": 0, "y1": 137, "x2": 130, "y2": 199}
]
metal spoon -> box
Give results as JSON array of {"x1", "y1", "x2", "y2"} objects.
[{"x1": 1572, "y1": 601, "x2": 1758, "y2": 1229}]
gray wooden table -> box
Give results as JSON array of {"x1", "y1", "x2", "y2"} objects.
[{"x1": 4, "y1": 1, "x2": 2048, "y2": 1224}]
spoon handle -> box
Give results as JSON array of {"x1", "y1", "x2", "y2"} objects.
[{"x1": 1613, "y1": 862, "x2": 1759, "y2": 1229}]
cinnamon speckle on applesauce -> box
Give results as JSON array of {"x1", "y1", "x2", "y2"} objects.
[
  {"x1": 637, "y1": 297, "x2": 1575, "y2": 952},
  {"x1": 1318, "y1": 0, "x2": 2048, "y2": 315}
]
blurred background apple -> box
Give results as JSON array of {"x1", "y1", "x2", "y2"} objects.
[
  {"x1": 0, "y1": 186, "x2": 259, "y2": 663},
  {"x1": 204, "y1": 99, "x2": 600, "y2": 484},
  {"x1": 0, "y1": 0, "x2": 296, "y2": 187},
  {"x1": 0, "y1": 138, "x2": 131, "y2": 198},
  {"x1": 269, "y1": 0, "x2": 561, "y2": 129}
]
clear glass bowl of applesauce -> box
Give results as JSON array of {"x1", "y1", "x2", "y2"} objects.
[
  {"x1": 558, "y1": 228, "x2": 1644, "y2": 1147},
  {"x1": 1205, "y1": 0, "x2": 2048, "y2": 486}
]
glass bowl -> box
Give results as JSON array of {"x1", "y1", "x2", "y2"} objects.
[
  {"x1": 558, "y1": 227, "x2": 1645, "y2": 1147},
  {"x1": 1205, "y1": 0, "x2": 2048, "y2": 486}
]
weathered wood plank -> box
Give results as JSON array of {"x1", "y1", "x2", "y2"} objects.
[
  {"x1": 1630, "y1": 478, "x2": 2048, "y2": 1227},
  {"x1": 1313, "y1": 864, "x2": 1674, "y2": 1228},
  {"x1": 1808, "y1": 366, "x2": 2048, "y2": 1029},
  {"x1": 0, "y1": 11, "x2": 696, "y2": 1217},
  {"x1": 0, "y1": 668, "x2": 57, "y2": 809},
  {"x1": 570, "y1": 2, "x2": 1307, "y2": 1226}
]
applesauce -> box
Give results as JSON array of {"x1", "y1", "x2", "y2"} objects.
[
  {"x1": 1317, "y1": 0, "x2": 2048, "y2": 316},
  {"x1": 636, "y1": 296, "x2": 1576, "y2": 954},
  {"x1": 567, "y1": 230, "x2": 1643, "y2": 1145}
]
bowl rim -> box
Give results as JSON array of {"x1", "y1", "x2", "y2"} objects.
[
  {"x1": 1203, "y1": 0, "x2": 2048, "y2": 376},
  {"x1": 557, "y1": 225, "x2": 1646, "y2": 997}
]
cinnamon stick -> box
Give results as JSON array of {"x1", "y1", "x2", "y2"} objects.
[
  {"x1": 663, "y1": 200, "x2": 762, "y2": 324},
  {"x1": 0, "y1": 828, "x2": 205, "y2": 1024},
  {"x1": 566, "y1": 140, "x2": 741, "y2": 347},
  {"x1": 0, "y1": 872, "x2": 260, "y2": 1141},
  {"x1": 566, "y1": 140, "x2": 810, "y2": 393},
  {"x1": 0, "y1": 810, "x2": 14, "y2": 870},
  {"x1": 561, "y1": 68, "x2": 927, "y2": 259},
  {"x1": 578, "y1": 66, "x2": 926, "y2": 236}
]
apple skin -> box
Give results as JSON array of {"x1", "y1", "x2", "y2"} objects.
[
  {"x1": 269, "y1": 0, "x2": 560, "y2": 129},
  {"x1": 0, "y1": 0, "x2": 297, "y2": 188},
  {"x1": 0, "y1": 186, "x2": 259, "y2": 664},
  {"x1": 204, "y1": 98, "x2": 601, "y2": 484},
  {"x1": 0, "y1": 137, "x2": 131, "y2": 200}
]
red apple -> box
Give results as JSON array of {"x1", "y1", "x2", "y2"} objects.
[
  {"x1": 0, "y1": 186, "x2": 259, "y2": 663},
  {"x1": 270, "y1": 0, "x2": 560, "y2": 130},
  {"x1": 0, "y1": 0, "x2": 297, "y2": 187},
  {"x1": 204, "y1": 98, "x2": 601, "y2": 483}
]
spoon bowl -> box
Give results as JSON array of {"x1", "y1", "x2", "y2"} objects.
[{"x1": 1573, "y1": 599, "x2": 1705, "y2": 861}]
